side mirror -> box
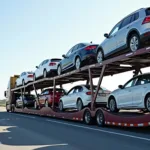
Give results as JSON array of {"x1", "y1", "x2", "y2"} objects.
[
  {"x1": 118, "y1": 85, "x2": 124, "y2": 89},
  {"x1": 4, "y1": 91, "x2": 6, "y2": 97},
  {"x1": 36, "y1": 66, "x2": 39, "y2": 69},
  {"x1": 104, "y1": 33, "x2": 109, "y2": 38},
  {"x1": 62, "y1": 54, "x2": 67, "y2": 58}
]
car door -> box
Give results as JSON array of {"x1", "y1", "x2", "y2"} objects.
[
  {"x1": 61, "y1": 46, "x2": 74, "y2": 71},
  {"x1": 132, "y1": 75, "x2": 150, "y2": 107},
  {"x1": 63, "y1": 87, "x2": 76, "y2": 108},
  {"x1": 115, "y1": 14, "x2": 135, "y2": 49},
  {"x1": 102, "y1": 22, "x2": 122, "y2": 56},
  {"x1": 117, "y1": 77, "x2": 138, "y2": 108}
]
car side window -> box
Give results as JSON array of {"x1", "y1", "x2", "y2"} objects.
[
  {"x1": 120, "y1": 15, "x2": 132, "y2": 29},
  {"x1": 135, "y1": 75, "x2": 150, "y2": 86},
  {"x1": 76, "y1": 86, "x2": 83, "y2": 93},
  {"x1": 78, "y1": 44, "x2": 85, "y2": 49},
  {"x1": 109, "y1": 22, "x2": 121, "y2": 36}
]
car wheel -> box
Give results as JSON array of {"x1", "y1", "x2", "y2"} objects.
[
  {"x1": 129, "y1": 33, "x2": 141, "y2": 52},
  {"x1": 22, "y1": 80, "x2": 25, "y2": 86},
  {"x1": 96, "y1": 110, "x2": 105, "y2": 127},
  {"x1": 76, "y1": 98, "x2": 83, "y2": 111},
  {"x1": 45, "y1": 100, "x2": 49, "y2": 107},
  {"x1": 145, "y1": 95, "x2": 150, "y2": 112},
  {"x1": 75, "y1": 57, "x2": 81, "y2": 69},
  {"x1": 59, "y1": 101, "x2": 64, "y2": 111},
  {"x1": 84, "y1": 110, "x2": 92, "y2": 125},
  {"x1": 109, "y1": 97, "x2": 119, "y2": 112},
  {"x1": 97, "y1": 49, "x2": 104, "y2": 63},
  {"x1": 57, "y1": 65, "x2": 62, "y2": 76},
  {"x1": 43, "y1": 69, "x2": 47, "y2": 78}
]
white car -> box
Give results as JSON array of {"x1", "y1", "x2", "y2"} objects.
[
  {"x1": 107, "y1": 73, "x2": 150, "y2": 112},
  {"x1": 59, "y1": 85, "x2": 111, "y2": 111},
  {"x1": 34, "y1": 58, "x2": 61, "y2": 80},
  {"x1": 16, "y1": 71, "x2": 33, "y2": 87}
]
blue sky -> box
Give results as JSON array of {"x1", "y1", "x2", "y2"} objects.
[{"x1": 0, "y1": 0, "x2": 149, "y2": 99}]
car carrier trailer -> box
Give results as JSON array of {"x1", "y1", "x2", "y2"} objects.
[{"x1": 5, "y1": 46, "x2": 150, "y2": 127}]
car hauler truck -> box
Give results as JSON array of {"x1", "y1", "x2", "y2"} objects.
[{"x1": 5, "y1": 47, "x2": 150, "y2": 127}]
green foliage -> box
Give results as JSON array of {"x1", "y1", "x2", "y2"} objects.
[{"x1": 0, "y1": 99, "x2": 6, "y2": 107}]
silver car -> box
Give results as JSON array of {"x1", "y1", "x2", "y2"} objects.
[{"x1": 96, "y1": 7, "x2": 150, "y2": 63}]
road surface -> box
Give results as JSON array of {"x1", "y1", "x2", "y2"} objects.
[{"x1": 0, "y1": 107, "x2": 150, "y2": 150}]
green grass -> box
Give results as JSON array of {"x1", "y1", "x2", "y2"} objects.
[{"x1": 0, "y1": 99, "x2": 6, "y2": 107}]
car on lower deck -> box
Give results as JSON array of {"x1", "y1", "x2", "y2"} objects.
[
  {"x1": 35, "y1": 88, "x2": 67, "y2": 108},
  {"x1": 96, "y1": 7, "x2": 150, "y2": 63},
  {"x1": 107, "y1": 73, "x2": 150, "y2": 112},
  {"x1": 15, "y1": 71, "x2": 33, "y2": 87},
  {"x1": 59, "y1": 85, "x2": 111, "y2": 111},
  {"x1": 16, "y1": 94, "x2": 35, "y2": 108},
  {"x1": 57, "y1": 43, "x2": 99, "y2": 75},
  {"x1": 34, "y1": 58, "x2": 61, "y2": 81}
]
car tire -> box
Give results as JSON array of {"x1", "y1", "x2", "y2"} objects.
[
  {"x1": 45, "y1": 100, "x2": 49, "y2": 107},
  {"x1": 84, "y1": 110, "x2": 92, "y2": 125},
  {"x1": 43, "y1": 69, "x2": 47, "y2": 78},
  {"x1": 57, "y1": 65, "x2": 62, "y2": 76},
  {"x1": 129, "y1": 33, "x2": 141, "y2": 52},
  {"x1": 96, "y1": 109, "x2": 105, "y2": 127},
  {"x1": 145, "y1": 94, "x2": 150, "y2": 112},
  {"x1": 59, "y1": 101, "x2": 64, "y2": 111},
  {"x1": 109, "y1": 97, "x2": 119, "y2": 112},
  {"x1": 96, "y1": 49, "x2": 104, "y2": 63},
  {"x1": 75, "y1": 57, "x2": 81, "y2": 69},
  {"x1": 76, "y1": 98, "x2": 83, "y2": 111}
]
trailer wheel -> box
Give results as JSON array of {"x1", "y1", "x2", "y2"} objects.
[
  {"x1": 96, "y1": 110, "x2": 105, "y2": 127},
  {"x1": 84, "y1": 110, "x2": 92, "y2": 125}
]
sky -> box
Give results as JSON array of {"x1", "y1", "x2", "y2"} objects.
[{"x1": 0, "y1": 0, "x2": 149, "y2": 99}]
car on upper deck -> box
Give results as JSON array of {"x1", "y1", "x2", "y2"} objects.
[
  {"x1": 33, "y1": 58, "x2": 61, "y2": 80},
  {"x1": 57, "y1": 43, "x2": 99, "y2": 75},
  {"x1": 15, "y1": 71, "x2": 33, "y2": 87},
  {"x1": 96, "y1": 7, "x2": 150, "y2": 63}
]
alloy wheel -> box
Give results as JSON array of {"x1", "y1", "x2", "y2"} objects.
[
  {"x1": 57, "y1": 66, "x2": 61, "y2": 75},
  {"x1": 146, "y1": 97, "x2": 150, "y2": 111},
  {"x1": 75, "y1": 58, "x2": 81, "y2": 69},
  {"x1": 97, "y1": 51, "x2": 103, "y2": 63},
  {"x1": 130, "y1": 36, "x2": 139, "y2": 52}
]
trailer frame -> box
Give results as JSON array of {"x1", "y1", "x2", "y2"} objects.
[{"x1": 10, "y1": 46, "x2": 150, "y2": 127}]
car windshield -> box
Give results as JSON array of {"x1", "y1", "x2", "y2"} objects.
[
  {"x1": 146, "y1": 8, "x2": 150, "y2": 16},
  {"x1": 51, "y1": 59, "x2": 61, "y2": 62},
  {"x1": 27, "y1": 72, "x2": 33, "y2": 74},
  {"x1": 49, "y1": 89, "x2": 66, "y2": 94},
  {"x1": 24, "y1": 95, "x2": 35, "y2": 100},
  {"x1": 85, "y1": 85, "x2": 102, "y2": 90}
]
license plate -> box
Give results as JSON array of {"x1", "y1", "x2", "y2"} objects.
[{"x1": 98, "y1": 93, "x2": 106, "y2": 96}]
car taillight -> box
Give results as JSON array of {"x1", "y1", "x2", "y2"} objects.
[
  {"x1": 49, "y1": 62, "x2": 56, "y2": 66},
  {"x1": 142, "y1": 16, "x2": 150, "y2": 24},
  {"x1": 86, "y1": 91, "x2": 95, "y2": 95},
  {"x1": 85, "y1": 45, "x2": 97, "y2": 50},
  {"x1": 28, "y1": 75, "x2": 33, "y2": 78}
]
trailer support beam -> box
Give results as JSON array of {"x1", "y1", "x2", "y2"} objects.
[
  {"x1": 88, "y1": 68, "x2": 94, "y2": 111},
  {"x1": 92, "y1": 65, "x2": 106, "y2": 111},
  {"x1": 33, "y1": 84, "x2": 41, "y2": 109},
  {"x1": 52, "y1": 79, "x2": 56, "y2": 109}
]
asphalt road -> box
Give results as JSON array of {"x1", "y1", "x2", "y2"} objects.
[{"x1": 0, "y1": 107, "x2": 150, "y2": 150}]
